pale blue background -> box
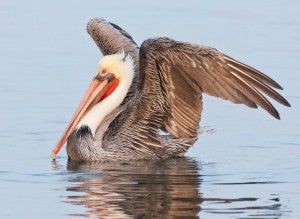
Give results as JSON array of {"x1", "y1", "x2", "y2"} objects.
[{"x1": 0, "y1": 0, "x2": 299, "y2": 218}]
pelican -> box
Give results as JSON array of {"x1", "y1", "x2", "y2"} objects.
[{"x1": 52, "y1": 18, "x2": 290, "y2": 161}]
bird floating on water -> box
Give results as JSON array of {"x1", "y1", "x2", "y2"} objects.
[{"x1": 52, "y1": 18, "x2": 290, "y2": 161}]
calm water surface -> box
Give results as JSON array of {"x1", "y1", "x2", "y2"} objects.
[{"x1": 0, "y1": 0, "x2": 299, "y2": 218}]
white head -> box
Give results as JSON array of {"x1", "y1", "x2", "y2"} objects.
[
  {"x1": 52, "y1": 52, "x2": 134, "y2": 158},
  {"x1": 97, "y1": 52, "x2": 134, "y2": 81}
]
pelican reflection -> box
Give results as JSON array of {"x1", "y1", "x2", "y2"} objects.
[{"x1": 62, "y1": 157, "x2": 202, "y2": 218}]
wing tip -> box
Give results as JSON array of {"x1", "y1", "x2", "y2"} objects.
[
  {"x1": 87, "y1": 18, "x2": 102, "y2": 34},
  {"x1": 270, "y1": 108, "x2": 281, "y2": 120},
  {"x1": 283, "y1": 100, "x2": 291, "y2": 107},
  {"x1": 224, "y1": 55, "x2": 285, "y2": 90},
  {"x1": 274, "y1": 113, "x2": 281, "y2": 120},
  {"x1": 272, "y1": 82, "x2": 283, "y2": 90}
]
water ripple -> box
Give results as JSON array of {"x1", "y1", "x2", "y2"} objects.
[{"x1": 51, "y1": 158, "x2": 290, "y2": 218}]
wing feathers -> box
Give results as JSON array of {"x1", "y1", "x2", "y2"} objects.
[
  {"x1": 138, "y1": 37, "x2": 289, "y2": 138},
  {"x1": 224, "y1": 55, "x2": 283, "y2": 90},
  {"x1": 228, "y1": 64, "x2": 290, "y2": 107},
  {"x1": 87, "y1": 18, "x2": 138, "y2": 61},
  {"x1": 229, "y1": 70, "x2": 280, "y2": 119}
]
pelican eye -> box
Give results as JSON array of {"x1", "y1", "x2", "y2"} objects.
[{"x1": 101, "y1": 69, "x2": 107, "y2": 75}]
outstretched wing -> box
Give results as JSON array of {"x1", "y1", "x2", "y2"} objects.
[
  {"x1": 87, "y1": 18, "x2": 139, "y2": 63},
  {"x1": 136, "y1": 37, "x2": 290, "y2": 138}
]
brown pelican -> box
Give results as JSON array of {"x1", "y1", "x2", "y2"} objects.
[{"x1": 52, "y1": 18, "x2": 290, "y2": 161}]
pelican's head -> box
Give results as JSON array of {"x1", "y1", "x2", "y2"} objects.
[
  {"x1": 97, "y1": 52, "x2": 134, "y2": 82},
  {"x1": 52, "y1": 52, "x2": 134, "y2": 159}
]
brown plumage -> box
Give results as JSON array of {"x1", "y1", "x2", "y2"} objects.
[{"x1": 54, "y1": 18, "x2": 290, "y2": 162}]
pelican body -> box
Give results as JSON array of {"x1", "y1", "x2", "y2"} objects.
[{"x1": 52, "y1": 18, "x2": 290, "y2": 162}]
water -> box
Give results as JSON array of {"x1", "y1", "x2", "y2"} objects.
[{"x1": 0, "y1": 0, "x2": 299, "y2": 218}]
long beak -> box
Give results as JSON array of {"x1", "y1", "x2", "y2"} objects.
[{"x1": 51, "y1": 74, "x2": 116, "y2": 159}]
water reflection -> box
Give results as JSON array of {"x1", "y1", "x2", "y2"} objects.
[
  {"x1": 63, "y1": 158, "x2": 202, "y2": 218},
  {"x1": 53, "y1": 157, "x2": 289, "y2": 218}
]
